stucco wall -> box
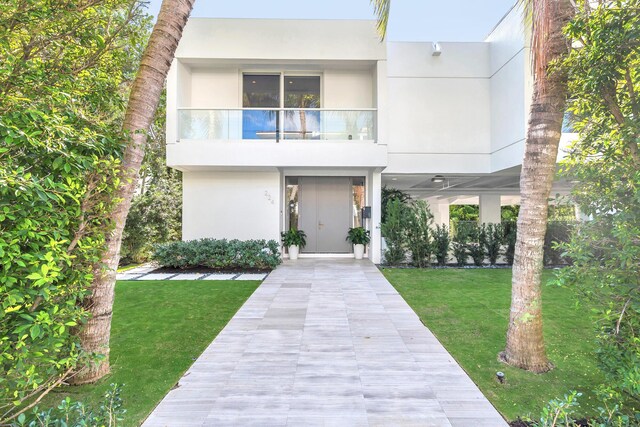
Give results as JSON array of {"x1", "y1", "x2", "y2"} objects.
[
  {"x1": 384, "y1": 41, "x2": 492, "y2": 174},
  {"x1": 182, "y1": 171, "x2": 281, "y2": 242}
]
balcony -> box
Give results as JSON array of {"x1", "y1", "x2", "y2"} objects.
[{"x1": 177, "y1": 108, "x2": 376, "y2": 142}]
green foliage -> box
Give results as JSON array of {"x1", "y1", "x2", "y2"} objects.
[
  {"x1": 121, "y1": 96, "x2": 181, "y2": 264},
  {"x1": 381, "y1": 199, "x2": 410, "y2": 265},
  {"x1": 558, "y1": 0, "x2": 640, "y2": 419},
  {"x1": 346, "y1": 227, "x2": 371, "y2": 245},
  {"x1": 450, "y1": 204, "x2": 479, "y2": 222},
  {"x1": 451, "y1": 223, "x2": 486, "y2": 267},
  {"x1": 501, "y1": 205, "x2": 520, "y2": 221},
  {"x1": 0, "y1": 0, "x2": 150, "y2": 420},
  {"x1": 432, "y1": 224, "x2": 450, "y2": 267},
  {"x1": 13, "y1": 384, "x2": 125, "y2": 427},
  {"x1": 465, "y1": 225, "x2": 486, "y2": 267},
  {"x1": 503, "y1": 221, "x2": 517, "y2": 266},
  {"x1": 153, "y1": 239, "x2": 282, "y2": 270},
  {"x1": 121, "y1": 176, "x2": 181, "y2": 263},
  {"x1": 483, "y1": 223, "x2": 504, "y2": 266},
  {"x1": 406, "y1": 201, "x2": 433, "y2": 268},
  {"x1": 451, "y1": 223, "x2": 470, "y2": 267},
  {"x1": 529, "y1": 391, "x2": 582, "y2": 427},
  {"x1": 381, "y1": 186, "x2": 411, "y2": 224},
  {"x1": 281, "y1": 228, "x2": 307, "y2": 248}
]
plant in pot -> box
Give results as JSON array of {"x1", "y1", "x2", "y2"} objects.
[
  {"x1": 281, "y1": 228, "x2": 306, "y2": 260},
  {"x1": 346, "y1": 227, "x2": 371, "y2": 260}
]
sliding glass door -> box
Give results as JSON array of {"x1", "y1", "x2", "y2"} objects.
[{"x1": 242, "y1": 73, "x2": 321, "y2": 140}]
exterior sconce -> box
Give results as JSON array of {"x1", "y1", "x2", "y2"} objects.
[{"x1": 432, "y1": 42, "x2": 442, "y2": 56}]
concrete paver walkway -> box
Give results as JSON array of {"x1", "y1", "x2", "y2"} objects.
[{"x1": 143, "y1": 259, "x2": 507, "y2": 426}]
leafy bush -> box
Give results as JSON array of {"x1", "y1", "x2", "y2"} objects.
[
  {"x1": 483, "y1": 223, "x2": 503, "y2": 266},
  {"x1": 406, "y1": 201, "x2": 433, "y2": 268},
  {"x1": 529, "y1": 391, "x2": 582, "y2": 427},
  {"x1": 12, "y1": 383, "x2": 125, "y2": 427},
  {"x1": 0, "y1": 2, "x2": 149, "y2": 420},
  {"x1": 381, "y1": 199, "x2": 410, "y2": 266},
  {"x1": 346, "y1": 227, "x2": 371, "y2": 245},
  {"x1": 281, "y1": 228, "x2": 307, "y2": 248},
  {"x1": 432, "y1": 224, "x2": 450, "y2": 266},
  {"x1": 153, "y1": 239, "x2": 281, "y2": 270},
  {"x1": 381, "y1": 186, "x2": 411, "y2": 224}
]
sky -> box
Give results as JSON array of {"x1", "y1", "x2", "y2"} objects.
[{"x1": 145, "y1": 0, "x2": 517, "y2": 42}]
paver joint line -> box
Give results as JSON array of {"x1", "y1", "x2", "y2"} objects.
[{"x1": 142, "y1": 259, "x2": 507, "y2": 427}]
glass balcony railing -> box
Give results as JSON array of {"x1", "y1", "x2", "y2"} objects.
[{"x1": 177, "y1": 109, "x2": 376, "y2": 142}]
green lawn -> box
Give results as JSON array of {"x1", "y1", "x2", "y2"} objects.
[
  {"x1": 45, "y1": 280, "x2": 260, "y2": 426},
  {"x1": 382, "y1": 268, "x2": 603, "y2": 422}
]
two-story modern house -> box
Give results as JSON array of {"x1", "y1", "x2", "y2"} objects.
[{"x1": 166, "y1": 6, "x2": 574, "y2": 264}]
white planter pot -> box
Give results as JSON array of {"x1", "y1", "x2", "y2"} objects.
[
  {"x1": 354, "y1": 244, "x2": 365, "y2": 260},
  {"x1": 288, "y1": 245, "x2": 299, "y2": 260}
]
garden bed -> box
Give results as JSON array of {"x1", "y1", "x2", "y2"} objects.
[{"x1": 150, "y1": 266, "x2": 272, "y2": 275}]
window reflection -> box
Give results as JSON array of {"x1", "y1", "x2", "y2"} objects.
[
  {"x1": 352, "y1": 177, "x2": 365, "y2": 227},
  {"x1": 286, "y1": 177, "x2": 299, "y2": 230}
]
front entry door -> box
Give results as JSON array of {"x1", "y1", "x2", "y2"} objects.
[{"x1": 298, "y1": 177, "x2": 352, "y2": 253}]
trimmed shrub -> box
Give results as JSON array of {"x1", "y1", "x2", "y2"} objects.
[
  {"x1": 432, "y1": 224, "x2": 450, "y2": 266},
  {"x1": 381, "y1": 199, "x2": 411, "y2": 266},
  {"x1": 466, "y1": 224, "x2": 486, "y2": 266},
  {"x1": 153, "y1": 239, "x2": 281, "y2": 270},
  {"x1": 406, "y1": 200, "x2": 433, "y2": 268},
  {"x1": 483, "y1": 223, "x2": 503, "y2": 266},
  {"x1": 451, "y1": 222, "x2": 473, "y2": 266},
  {"x1": 503, "y1": 221, "x2": 517, "y2": 265}
]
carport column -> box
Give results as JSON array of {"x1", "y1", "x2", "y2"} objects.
[
  {"x1": 427, "y1": 199, "x2": 450, "y2": 227},
  {"x1": 370, "y1": 171, "x2": 382, "y2": 264},
  {"x1": 479, "y1": 194, "x2": 502, "y2": 224}
]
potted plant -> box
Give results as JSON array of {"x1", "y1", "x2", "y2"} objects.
[
  {"x1": 346, "y1": 227, "x2": 370, "y2": 260},
  {"x1": 281, "y1": 228, "x2": 306, "y2": 260}
]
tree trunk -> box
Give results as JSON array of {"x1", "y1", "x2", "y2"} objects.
[
  {"x1": 499, "y1": 0, "x2": 574, "y2": 373},
  {"x1": 73, "y1": 0, "x2": 195, "y2": 384}
]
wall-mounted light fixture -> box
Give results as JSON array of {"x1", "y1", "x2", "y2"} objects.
[
  {"x1": 432, "y1": 42, "x2": 442, "y2": 56},
  {"x1": 431, "y1": 175, "x2": 445, "y2": 183}
]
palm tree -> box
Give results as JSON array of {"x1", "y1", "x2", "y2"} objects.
[
  {"x1": 73, "y1": 0, "x2": 195, "y2": 384},
  {"x1": 499, "y1": 0, "x2": 575, "y2": 373}
]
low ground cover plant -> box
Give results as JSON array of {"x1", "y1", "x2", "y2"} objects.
[{"x1": 153, "y1": 239, "x2": 281, "y2": 270}]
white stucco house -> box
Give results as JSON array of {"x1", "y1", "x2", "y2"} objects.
[{"x1": 166, "y1": 6, "x2": 574, "y2": 264}]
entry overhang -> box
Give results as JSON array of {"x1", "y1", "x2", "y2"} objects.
[{"x1": 167, "y1": 141, "x2": 388, "y2": 169}]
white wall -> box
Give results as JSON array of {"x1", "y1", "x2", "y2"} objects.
[
  {"x1": 384, "y1": 42, "x2": 492, "y2": 174},
  {"x1": 189, "y1": 68, "x2": 240, "y2": 108},
  {"x1": 176, "y1": 19, "x2": 385, "y2": 61},
  {"x1": 323, "y1": 69, "x2": 374, "y2": 108},
  {"x1": 182, "y1": 171, "x2": 281, "y2": 242},
  {"x1": 487, "y1": 5, "x2": 532, "y2": 172}
]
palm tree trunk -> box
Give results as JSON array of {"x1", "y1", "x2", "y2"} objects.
[
  {"x1": 72, "y1": 0, "x2": 195, "y2": 384},
  {"x1": 499, "y1": 0, "x2": 574, "y2": 373}
]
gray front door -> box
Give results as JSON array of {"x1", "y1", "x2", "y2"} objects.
[{"x1": 298, "y1": 177, "x2": 352, "y2": 253}]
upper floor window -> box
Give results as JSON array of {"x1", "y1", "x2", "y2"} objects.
[
  {"x1": 243, "y1": 75, "x2": 280, "y2": 108},
  {"x1": 284, "y1": 76, "x2": 320, "y2": 108},
  {"x1": 242, "y1": 73, "x2": 321, "y2": 140},
  {"x1": 242, "y1": 74, "x2": 321, "y2": 108}
]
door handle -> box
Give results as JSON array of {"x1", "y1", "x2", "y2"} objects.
[{"x1": 318, "y1": 222, "x2": 324, "y2": 229}]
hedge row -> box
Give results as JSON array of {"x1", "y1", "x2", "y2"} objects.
[{"x1": 152, "y1": 239, "x2": 282, "y2": 270}]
